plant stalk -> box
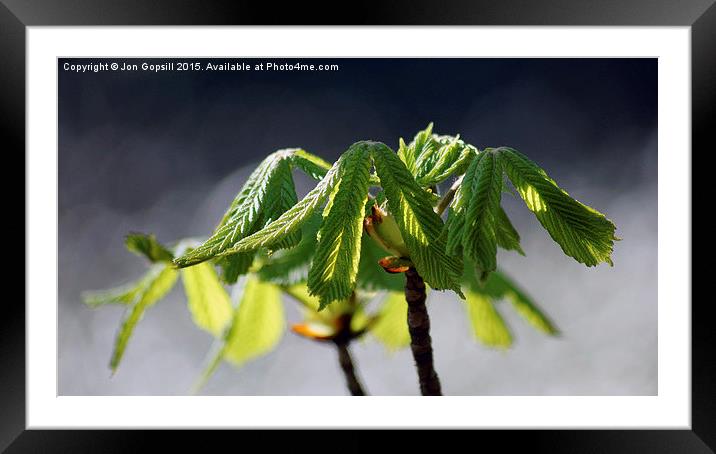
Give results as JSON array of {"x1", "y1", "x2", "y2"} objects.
[
  {"x1": 404, "y1": 267, "x2": 442, "y2": 395},
  {"x1": 334, "y1": 340, "x2": 366, "y2": 396}
]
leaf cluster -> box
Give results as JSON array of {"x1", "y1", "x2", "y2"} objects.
[
  {"x1": 83, "y1": 234, "x2": 233, "y2": 372},
  {"x1": 85, "y1": 123, "x2": 617, "y2": 383},
  {"x1": 175, "y1": 140, "x2": 467, "y2": 309}
]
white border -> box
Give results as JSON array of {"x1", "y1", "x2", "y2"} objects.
[{"x1": 27, "y1": 27, "x2": 691, "y2": 429}]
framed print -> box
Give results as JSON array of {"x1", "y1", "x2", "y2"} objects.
[{"x1": 8, "y1": 0, "x2": 711, "y2": 451}]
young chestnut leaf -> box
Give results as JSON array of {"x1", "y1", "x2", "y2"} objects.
[
  {"x1": 175, "y1": 152, "x2": 282, "y2": 267},
  {"x1": 89, "y1": 236, "x2": 238, "y2": 373},
  {"x1": 416, "y1": 135, "x2": 476, "y2": 187},
  {"x1": 125, "y1": 233, "x2": 174, "y2": 263},
  {"x1": 496, "y1": 147, "x2": 617, "y2": 267},
  {"x1": 82, "y1": 271, "x2": 157, "y2": 308},
  {"x1": 370, "y1": 292, "x2": 411, "y2": 351},
  {"x1": 398, "y1": 122, "x2": 434, "y2": 174},
  {"x1": 495, "y1": 206, "x2": 525, "y2": 256},
  {"x1": 445, "y1": 183, "x2": 467, "y2": 257},
  {"x1": 307, "y1": 143, "x2": 372, "y2": 309},
  {"x1": 215, "y1": 253, "x2": 255, "y2": 284},
  {"x1": 462, "y1": 259, "x2": 558, "y2": 338},
  {"x1": 257, "y1": 213, "x2": 322, "y2": 286},
  {"x1": 196, "y1": 276, "x2": 284, "y2": 389},
  {"x1": 180, "y1": 262, "x2": 233, "y2": 336},
  {"x1": 215, "y1": 150, "x2": 345, "y2": 256},
  {"x1": 175, "y1": 148, "x2": 331, "y2": 269},
  {"x1": 260, "y1": 158, "x2": 301, "y2": 250},
  {"x1": 461, "y1": 150, "x2": 503, "y2": 275},
  {"x1": 481, "y1": 270, "x2": 559, "y2": 335},
  {"x1": 109, "y1": 264, "x2": 179, "y2": 373},
  {"x1": 445, "y1": 149, "x2": 525, "y2": 279},
  {"x1": 222, "y1": 277, "x2": 285, "y2": 365},
  {"x1": 291, "y1": 149, "x2": 332, "y2": 181},
  {"x1": 371, "y1": 142, "x2": 464, "y2": 295},
  {"x1": 464, "y1": 291, "x2": 513, "y2": 349}
]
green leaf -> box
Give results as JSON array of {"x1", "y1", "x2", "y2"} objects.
[
  {"x1": 175, "y1": 155, "x2": 276, "y2": 267},
  {"x1": 398, "y1": 123, "x2": 434, "y2": 174},
  {"x1": 282, "y1": 283, "x2": 322, "y2": 314},
  {"x1": 371, "y1": 142, "x2": 463, "y2": 294},
  {"x1": 174, "y1": 149, "x2": 299, "y2": 268},
  {"x1": 370, "y1": 292, "x2": 410, "y2": 350},
  {"x1": 307, "y1": 143, "x2": 372, "y2": 309},
  {"x1": 413, "y1": 139, "x2": 441, "y2": 180},
  {"x1": 462, "y1": 256, "x2": 558, "y2": 338},
  {"x1": 197, "y1": 276, "x2": 285, "y2": 386},
  {"x1": 125, "y1": 233, "x2": 174, "y2": 263},
  {"x1": 447, "y1": 187, "x2": 523, "y2": 260},
  {"x1": 258, "y1": 213, "x2": 321, "y2": 286},
  {"x1": 217, "y1": 151, "x2": 345, "y2": 255},
  {"x1": 445, "y1": 183, "x2": 467, "y2": 257},
  {"x1": 109, "y1": 265, "x2": 179, "y2": 372},
  {"x1": 224, "y1": 278, "x2": 285, "y2": 367},
  {"x1": 180, "y1": 262, "x2": 233, "y2": 336},
  {"x1": 461, "y1": 150, "x2": 503, "y2": 274},
  {"x1": 464, "y1": 291, "x2": 512, "y2": 349},
  {"x1": 495, "y1": 206, "x2": 525, "y2": 255},
  {"x1": 416, "y1": 136, "x2": 476, "y2": 187},
  {"x1": 482, "y1": 271, "x2": 559, "y2": 335},
  {"x1": 215, "y1": 253, "x2": 255, "y2": 284},
  {"x1": 83, "y1": 274, "x2": 152, "y2": 308},
  {"x1": 291, "y1": 149, "x2": 332, "y2": 181},
  {"x1": 261, "y1": 158, "x2": 301, "y2": 250},
  {"x1": 396, "y1": 137, "x2": 410, "y2": 171},
  {"x1": 497, "y1": 147, "x2": 617, "y2": 267}
]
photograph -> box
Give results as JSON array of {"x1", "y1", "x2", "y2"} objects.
[
  {"x1": 5, "y1": 0, "x2": 708, "y2": 447},
  {"x1": 58, "y1": 57, "x2": 657, "y2": 397}
]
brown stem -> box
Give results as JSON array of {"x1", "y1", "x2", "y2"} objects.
[
  {"x1": 334, "y1": 340, "x2": 366, "y2": 396},
  {"x1": 404, "y1": 267, "x2": 442, "y2": 395}
]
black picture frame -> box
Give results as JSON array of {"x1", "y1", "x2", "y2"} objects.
[{"x1": 6, "y1": 0, "x2": 709, "y2": 451}]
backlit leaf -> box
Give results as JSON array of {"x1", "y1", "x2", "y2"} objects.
[
  {"x1": 217, "y1": 151, "x2": 345, "y2": 255},
  {"x1": 83, "y1": 273, "x2": 154, "y2": 308},
  {"x1": 257, "y1": 213, "x2": 322, "y2": 286},
  {"x1": 461, "y1": 150, "x2": 503, "y2": 274},
  {"x1": 464, "y1": 291, "x2": 512, "y2": 349},
  {"x1": 175, "y1": 148, "x2": 307, "y2": 268},
  {"x1": 198, "y1": 276, "x2": 285, "y2": 385},
  {"x1": 174, "y1": 156, "x2": 275, "y2": 267},
  {"x1": 215, "y1": 253, "x2": 255, "y2": 284},
  {"x1": 371, "y1": 142, "x2": 463, "y2": 295},
  {"x1": 482, "y1": 271, "x2": 559, "y2": 335},
  {"x1": 495, "y1": 206, "x2": 525, "y2": 255},
  {"x1": 291, "y1": 149, "x2": 332, "y2": 181},
  {"x1": 497, "y1": 147, "x2": 617, "y2": 267},
  {"x1": 125, "y1": 233, "x2": 174, "y2": 263},
  {"x1": 308, "y1": 143, "x2": 371, "y2": 309},
  {"x1": 445, "y1": 183, "x2": 467, "y2": 257},
  {"x1": 416, "y1": 135, "x2": 476, "y2": 187},
  {"x1": 109, "y1": 265, "x2": 179, "y2": 372},
  {"x1": 370, "y1": 292, "x2": 410, "y2": 351},
  {"x1": 180, "y1": 262, "x2": 233, "y2": 336},
  {"x1": 398, "y1": 123, "x2": 434, "y2": 174},
  {"x1": 282, "y1": 283, "x2": 323, "y2": 314}
]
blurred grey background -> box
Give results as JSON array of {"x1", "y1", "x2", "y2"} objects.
[{"x1": 58, "y1": 58, "x2": 657, "y2": 396}]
